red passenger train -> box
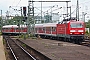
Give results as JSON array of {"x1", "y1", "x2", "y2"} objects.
[
  {"x1": 1, "y1": 18, "x2": 85, "y2": 44},
  {"x1": 35, "y1": 18, "x2": 85, "y2": 44},
  {"x1": 1, "y1": 25, "x2": 27, "y2": 35}
]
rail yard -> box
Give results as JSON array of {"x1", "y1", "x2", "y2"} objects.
[
  {"x1": 2, "y1": 35, "x2": 90, "y2": 60},
  {"x1": 0, "y1": 0, "x2": 90, "y2": 60}
]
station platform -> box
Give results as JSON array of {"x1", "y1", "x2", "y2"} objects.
[
  {"x1": 0, "y1": 36, "x2": 6, "y2": 60},
  {"x1": 19, "y1": 38, "x2": 90, "y2": 60}
]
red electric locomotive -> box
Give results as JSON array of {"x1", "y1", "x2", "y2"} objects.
[
  {"x1": 35, "y1": 18, "x2": 85, "y2": 44},
  {"x1": 2, "y1": 25, "x2": 27, "y2": 35}
]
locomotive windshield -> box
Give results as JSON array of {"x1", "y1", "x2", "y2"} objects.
[{"x1": 70, "y1": 23, "x2": 83, "y2": 28}]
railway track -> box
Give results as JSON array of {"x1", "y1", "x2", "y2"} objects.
[
  {"x1": 42, "y1": 36, "x2": 90, "y2": 47},
  {"x1": 3, "y1": 35, "x2": 90, "y2": 60},
  {"x1": 42, "y1": 37, "x2": 90, "y2": 47},
  {"x1": 82, "y1": 39, "x2": 90, "y2": 47},
  {"x1": 4, "y1": 36, "x2": 36, "y2": 60},
  {"x1": 3, "y1": 35, "x2": 51, "y2": 60}
]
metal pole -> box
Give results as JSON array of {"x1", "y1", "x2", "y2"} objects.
[
  {"x1": 18, "y1": 16, "x2": 20, "y2": 38},
  {"x1": 1, "y1": 10, "x2": 2, "y2": 29},
  {"x1": 84, "y1": 14, "x2": 85, "y2": 22},
  {"x1": 82, "y1": 12, "x2": 87, "y2": 22},
  {"x1": 28, "y1": 0, "x2": 35, "y2": 37},
  {"x1": 82, "y1": 12, "x2": 84, "y2": 22},
  {"x1": 51, "y1": 7, "x2": 52, "y2": 23},
  {"x1": 27, "y1": 0, "x2": 31, "y2": 37},
  {"x1": 32, "y1": 2, "x2": 35, "y2": 36},
  {"x1": 66, "y1": 2, "x2": 68, "y2": 17},
  {"x1": 64, "y1": 2, "x2": 68, "y2": 41},
  {"x1": 70, "y1": 6, "x2": 71, "y2": 18},
  {"x1": 76, "y1": 7, "x2": 77, "y2": 21},
  {"x1": 20, "y1": 7, "x2": 22, "y2": 34},
  {"x1": 27, "y1": 5, "x2": 29, "y2": 36},
  {"x1": 77, "y1": 0, "x2": 79, "y2": 21},
  {"x1": 76, "y1": 0, "x2": 79, "y2": 21},
  {"x1": 20, "y1": 7, "x2": 22, "y2": 16},
  {"x1": 41, "y1": 0, "x2": 42, "y2": 23}
]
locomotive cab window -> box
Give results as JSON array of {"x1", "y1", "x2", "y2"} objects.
[{"x1": 70, "y1": 23, "x2": 83, "y2": 28}]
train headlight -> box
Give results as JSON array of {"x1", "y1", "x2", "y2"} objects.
[
  {"x1": 70, "y1": 33, "x2": 72, "y2": 34},
  {"x1": 81, "y1": 33, "x2": 83, "y2": 34},
  {"x1": 70, "y1": 30, "x2": 75, "y2": 32},
  {"x1": 78, "y1": 30, "x2": 83, "y2": 32}
]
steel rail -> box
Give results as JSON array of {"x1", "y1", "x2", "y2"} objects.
[
  {"x1": 6, "y1": 36, "x2": 37, "y2": 60},
  {"x1": 18, "y1": 45, "x2": 36, "y2": 60},
  {"x1": 12, "y1": 39, "x2": 37, "y2": 60},
  {"x1": 6, "y1": 40, "x2": 18, "y2": 60}
]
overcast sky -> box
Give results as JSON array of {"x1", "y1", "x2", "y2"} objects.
[{"x1": 0, "y1": 0, "x2": 90, "y2": 21}]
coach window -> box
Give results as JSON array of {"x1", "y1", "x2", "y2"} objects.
[
  {"x1": 52, "y1": 27, "x2": 56, "y2": 31},
  {"x1": 46, "y1": 27, "x2": 51, "y2": 31},
  {"x1": 8, "y1": 28, "x2": 10, "y2": 31},
  {"x1": 3, "y1": 28, "x2": 4, "y2": 31},
  {"x1": 41, "y1": 28, "x2": 43, "y2": 31},
  {"x1": 52, "y1": 27, "x2": 53, "y2": 31},
  {"x1": 4, "y1": 28, "x2": 5, "y2": 31},
  {"x1": 39, "y1": 28, "x2": 41, "y2": 31},
  {"x1": 16, "y1": 28, "x2": 19, "y2": 30},
  {"x1": 50, "y1": 27, "x2": 51, "y2": 31},
  {"x1": 4, "y1": 28, "x2": 5, "y2": 30},
  {"x1": 43, "y1": 27, "x2": 45, "y2": 32},
  {"x1": 14, "y1": 28, "x2": 16, "y2": 31},
  {"x1": 5, "y1": 28, "x2": 6, "y2": 31},
  {"x1": 6, "y1": 28, "x2": 7, "y2": 31},
  {"x1": 46, "y1": 27, "x2": 47, "y2": 31},
  {"x1": 3, "y1": 28, "x2": 5, "y2": 31},
  {"x1": 6, "y1": 28, "x2": 8, "y2": 31},
  {"x1": 48, "y1": 27, "x2": 51, "y2": 31},
  {"x1": 46, "y1": 27, "x2": 48, "y2": 31}
]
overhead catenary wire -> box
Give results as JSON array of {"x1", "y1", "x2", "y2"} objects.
[
  {"x1": 35, "y1": 5, "x2": 62, "y2": 17},
  {"x1": 16, "y1": 0, "x2": 22, "y2": 7},
  {"x1": 79, "y1": 0, "x2": 90, "y2": 5},
  {"x1": 11, "y1": 0, "x2": 15, "y2": 6},
  {"x1": 9, "y1": 0, "x2": 22, "y2": 16},
  {"x1": 71, "y1": 0, "x2": 90, "y2": 7},
  {"x1": 11, "y1": 0, "x2": 22, "y2": 7}
]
